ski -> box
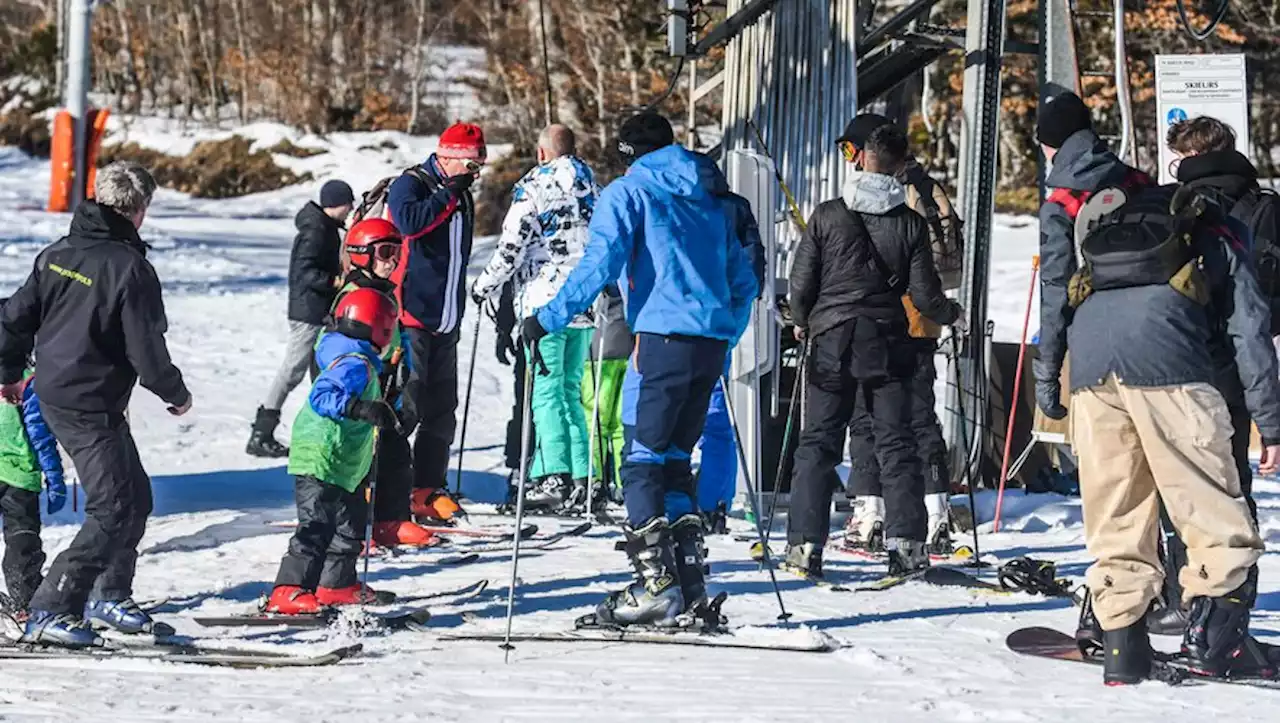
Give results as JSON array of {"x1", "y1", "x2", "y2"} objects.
[
  {"x1": 831, "y1": 545, "x2": 980, "y2": 566},
  {"x1": 396, "y1": 579, "x2": 490, "y2": 605},
  {"x1": 194, "y1": 606, "x2": 432, "y2": 632},
  {"x1": 0, "y1": 641, "x2": 364, "y2": 669},
  {"x1": 437, "y1": 628, "x2": 838, "y2": 653},
  {"x1": 1005, "y1": 626, "x2": 1280, "y2": 689},
  {"x1": 417, "y1": 523, "x2": 539, "y2": 541},
  {"x1": 392, "y1": 522, "x2": 593, "y2": 558}
]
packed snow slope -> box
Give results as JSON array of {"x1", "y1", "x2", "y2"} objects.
[{"x1": 2, "y1": 144, "x2": 1279, "y2": 722}]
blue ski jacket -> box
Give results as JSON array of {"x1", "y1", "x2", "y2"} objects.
[
  {"x1": 536, "y1": 146, "x2": 758, "y2": 342},
  {"x1": 307, "y1": 333, "x2": 384, "y2": 422}
]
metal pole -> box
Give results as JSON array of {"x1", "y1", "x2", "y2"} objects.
[
  {"x1": 66, "y1": 0, "x2": 93, "y2": 212},
  {"x1": 454, "y1": 315, "x2": 482, "y2": 499},
  {"x1": 585, "y1": 300, "x2": 609, "y2": 519},
  {"x1": 501, "y1": 345, "x2": 538, "y2": 662}
]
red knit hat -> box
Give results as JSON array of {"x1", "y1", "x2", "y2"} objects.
[{"x1": 438, "y1": 123, "x2": 487, "y2": 162}]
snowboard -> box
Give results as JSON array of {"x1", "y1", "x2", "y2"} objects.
[
  {"x1": 194, "y1": 606, "x2": 432, "y2": 632},
  {"x1": 1005, "y1": 626, "x2": 1280, "y2": 689},
  {"x1": 437, "y1": 628, "x2": 838, "y2": 653},
  {"x1": 0, "y1": 641, "x2": 364, "y2": 669}
]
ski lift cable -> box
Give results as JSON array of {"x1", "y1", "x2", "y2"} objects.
[{"x1": 1175, "y1": 0, "x2": 1231, "y2": 42}]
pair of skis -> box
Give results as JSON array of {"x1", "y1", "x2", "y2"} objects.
[{"x1": 780, "y1": 563, "x2": 1010, "y2": 595}]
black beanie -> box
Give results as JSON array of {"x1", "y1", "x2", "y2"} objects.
[
  {"x1": 617, "y1": 112, "x2": 675, "y2": 165},
  {"x1": 319, "y1": 180, "x2": 354, "y2": 208},
  {"x1": 1035, "y1": 92, "x2": 1093, "y2": 150}
]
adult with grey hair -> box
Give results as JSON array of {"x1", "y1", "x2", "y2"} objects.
[
  {"x1": 246, "y1": 179, "x2": 353, "y2": 458},
  {"x1": 0, "y1": 161, "x2": 191, "y2": 648},
  {"x1": 471, "y1": 124, "x2": 600, "y2": 512}
]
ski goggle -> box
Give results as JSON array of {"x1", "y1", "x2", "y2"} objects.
[
  {"x1": 371, "y1": 242, "x2": 401, "y2": 261},
  {"x1": 838, "y1": 141, "x2": 859, "y2": 162}
]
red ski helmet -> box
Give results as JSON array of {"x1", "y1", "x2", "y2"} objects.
[
  {"x1": 333, "y1": 287, "x2": 398, "y2": 351},
  {"x1": 345, "y1": 218, "x2": 402, "y2": 271}
]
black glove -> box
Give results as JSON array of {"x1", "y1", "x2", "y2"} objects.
[
  {"x1": 495, "y1": 331, "x2": 518, "y2": 366},
  {"x1": 1035, "y1": 378, "x2": 1068, "y2": 420},
  {"x1": 346, "y1": 398, "x2": 400, "y2": 429},
  {"x1": 521, "y1": 315, "x2": 548, "y2": 344},
  {"x1": 445, "y1": 172, "x2": 475, "y2": 195}
]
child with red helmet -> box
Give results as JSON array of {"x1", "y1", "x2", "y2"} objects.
[
  {"x1": 321, "y1": 219, "x2": 439, "y2": 549},
  {"x1": 266, "y1": 287, "x2": 403, "y2": 614}
]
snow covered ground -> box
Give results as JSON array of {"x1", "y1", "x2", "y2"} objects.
[{"x1": 1, "y1": 144, "x2": 1278, "y2": 721}]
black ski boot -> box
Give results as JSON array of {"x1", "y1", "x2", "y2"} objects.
[
  {"x1": 703, "y1": 502, "x2": 728, "y2": 536},
  {"x1": 671, "y1": 514, "x2": 716, "y2": 624},
  {"x1": 594, "y1": 518, "x2": 684, "y2": 627},
  {"x1": 246, "y1": 407, "x2": 288, "y2": 458},
  {"x1": 559, "y1": 478, "x2": 590, "y2": 515},
  {"x1": 1103, "y1": 619, "x2": 1152, "y2": 686},
  {"x1": 783, "y1": 542, "x2": 824, "y2": 579},
  {"x1": 1075, "y1": 585, "x2": 1104, "y2": 658},
  {"x1": 886, "y1": 538, "x2": 929, "y2": 577},
  {"x1": 1145, "y1": 597, "x2": 1190, "y2": 637},
  {"x1": 1183, "y1": 572, "x2": 1260, "y2": 678}
]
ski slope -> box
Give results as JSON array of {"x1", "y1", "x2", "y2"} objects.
[{"x1": 2, "y1": 144, "x2": 1280, "y2": 721}]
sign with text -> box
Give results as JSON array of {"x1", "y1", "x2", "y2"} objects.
[{"x1": 1155, "y1": 54, "x2": 1249, "y2": 184}]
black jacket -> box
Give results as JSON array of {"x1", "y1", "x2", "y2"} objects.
[
  {"x1": 287, "y1": 202, "x2": 343, "y2": 325},
  {"x1": 790, "y1": 171, "x2": 959, "y2": 339},
  {"x1": 0, "y1": 201, "x2": 189, "y2": 415}
]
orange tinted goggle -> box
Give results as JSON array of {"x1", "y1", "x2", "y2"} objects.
[{"x1": 839, "y1": 142, "x2": 858, "y2": 162}]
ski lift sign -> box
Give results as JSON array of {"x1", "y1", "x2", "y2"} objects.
[{"x1": 1156, "y1": 54, "x2": 1250, "y2": 184}]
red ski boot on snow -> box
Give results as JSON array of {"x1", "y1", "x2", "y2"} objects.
[
  {"x1": 316, "y1": 584, "x2": 397, "y2": 606},
  {"x1": 374, "y1": 520, "x2": 442, "y2": 548},
  {"x1": 411, "y1": 488, "x2": 466, "y2": 525},
  {"x1": 264, "y1": 586, "x2": 323, "y2": 615}
]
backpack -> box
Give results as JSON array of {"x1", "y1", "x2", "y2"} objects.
[
  {"x1": 351, "y1": 166, "x2": 434, "y2": 226},
  {"x1": 1067, "y1": 184, "x2": 1230, "y2": 309},
  {"x1": 1230, "y1": 187, "x2": 1280, "y2": 334},
  {"x1": 902, "y1": 167, "x2": 963, "y2": 289}
]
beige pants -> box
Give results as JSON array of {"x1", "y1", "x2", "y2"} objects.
[{"x1": 1071, "y1": 376, "x2": 1262, "y2": 631}]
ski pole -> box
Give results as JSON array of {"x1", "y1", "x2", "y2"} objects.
[
  {"x1": 761, "y1": 339, "x2": 808, "y2": 551},
  {"x1": 585, "y1": 301, "x2": 608, "y2": 520},
  {"x1": 454, "y1": 314, "x2": 483, "y2": 500},
  {"x1": 721, "y1": 376, "x2": 791, "y2": 622},
  {"x1": 745, "y1": 120, "x2": 807, "y2": 235},
  {"x1": 993, "y1": 256, "x2": 1039, "y2": 533},
  {"x1": 502, "y1": 340, "x2": 538, "y2": 662},
  {"x1": 361, "y1": 432, "x2": 382, "y2": 613}
]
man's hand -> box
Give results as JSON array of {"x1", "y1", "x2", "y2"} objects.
[
  {"x1": 0, "y1": 381, "x2": 22, "y2": 405},
  {"x1": 793, "y1": 326, "x2": 806, "y2": 341},
  {"x1": 951, "y1": 305, "x2": 969, "y2": 335},
  {"x1": 168, "y1": 395, "x2": 193, "y2": 416},
  {"x1": 1035, "y1": 379, "x2": 1068, "y2": 420},
  {"x1": 446, "y1": 172, "x2": 475, "y2": 195},
  {"x1": 1261, "y1": 445, "x2": 1280, "y2": 476},
  {"x1": 522, "y1": 316, "x2": 548, "y2": 345},
  {"x1": 495, "y1": 331, "x2": 518, "y2": 366}
]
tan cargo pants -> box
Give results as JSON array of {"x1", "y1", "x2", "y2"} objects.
[{"x1": 1071, "y1": 375, "x2": 1262, "y2": 631}]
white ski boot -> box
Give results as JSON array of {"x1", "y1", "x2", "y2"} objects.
[
  {"x1": 924, "y1": 493, "x2": 954, "y2": 556},
  {"x1": 593, "y1": 518, "x2": 684, "y2": 627},
  {"x1": 843, "y1": 496, "x2": 885, "y2": 552}
]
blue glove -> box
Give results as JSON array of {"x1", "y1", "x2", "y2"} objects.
[{"x1": 45, "y1": 472, "x2": 67, "y2": 515}]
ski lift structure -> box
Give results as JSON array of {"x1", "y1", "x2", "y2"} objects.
[{"x1": 666, "y1": 0, "x2": 1145, "y2": 499}]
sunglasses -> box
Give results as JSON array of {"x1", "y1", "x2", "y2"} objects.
[
  {"x1": 838, "y1": 142, "x2": 858, "y2": 162},
  {"x1": 465, "y1": 160, "x2": 484, "y2": 173}
]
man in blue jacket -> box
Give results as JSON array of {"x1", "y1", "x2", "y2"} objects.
[
  {"x1": 523, "y1": 113, "x2": 758, "y2": 627},
  {"x1": 386, "y1": 122, "x2": 485, "y2": 524}
]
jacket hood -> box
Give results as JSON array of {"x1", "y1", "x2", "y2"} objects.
[
  {"x1": 534, "y1": 155, "x2": 596, "y2": 193},
  {"x1": 627, "y1": 145, "x2": 715, "y2": 201},
  {"x1": 315, "y1": 331, "x2": 383, "y2": 374},
  {"x1": 296, "y1": 201, "x2": 340, "y2": 234},
  {"x1": 1046, "y1": 130, "x2": 1126, "y2": 191},
  {"x1": 841, "y1": 171, "x2": 907, "y2": 214},
  {"x1": 1177, "y1": 149, "x2": 1259, "y2": 192},
  {"x1": 68, "y1": 200, "x2": 147, "y2": 254}
]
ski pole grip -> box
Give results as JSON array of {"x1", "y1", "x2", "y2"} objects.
[{"x1": 1032, "y1": 255, "x2": 1040, "y2": 270}]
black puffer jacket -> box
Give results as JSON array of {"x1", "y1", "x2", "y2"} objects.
[
  {"x1": 790, "y1": 171, "x2": 959, "y2": 339},
  {"x1": 287, "y1": 202, "x2": 343, "y2": 325}
]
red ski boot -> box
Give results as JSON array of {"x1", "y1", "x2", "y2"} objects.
[
  {"x1": 411, "y1": 488, "x2": 466, "y2": 524},
  {"x1": 374, "y1": 520, "x2": 442, "y2": 549},
  {"x1": 316, "y1": 584, "x2": 397, "y2": 607},
  {"x1": 264, "y1": 586, "x2": 323, "y2": 615}
]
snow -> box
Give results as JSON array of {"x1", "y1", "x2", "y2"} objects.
[{"x1": 0, "y1": 145, "x2": 1278, "y2": 721}]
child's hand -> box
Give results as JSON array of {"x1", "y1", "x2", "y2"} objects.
[
  {"x1": 347, "y1": 399, "x2": 400, "y2": 430},
  {"x1": 45, "y1": 472, "x2": 67, "y2": 515}
]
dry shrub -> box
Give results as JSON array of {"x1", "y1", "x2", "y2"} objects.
[
  {"x1": 265, "y1": 138, "x2": 327, "y2": 158},
  {"x1": 995, "y1": 186, "x2": 1040, "y2": 215},
  {"x1": 98, "y1": 135, "x2": 312, "y2": 198},
  {"x1": 0, "y1": 110, "x2": 51, "y2": 157}
]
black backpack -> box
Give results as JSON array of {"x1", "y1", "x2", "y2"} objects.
[{"x1": 1230, "y1": 187, "x2": 1280, "y2": 334}]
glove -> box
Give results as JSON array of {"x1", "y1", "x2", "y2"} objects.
[
  {"x1": 951, "y1": 305, "x2": 969, "y2": 335},
  {"x1": 1035, "y1": 378, "x2": 1068, "y2": 420},
  {"x1": 396, "y1": 394, "x2": 419, "y2": 435},
  {"x1": 495, "y1": 331, "x2": 518, "y2": 366},
  {"x1": 346, "y1": 398, "x2": 400, "y2": 429},
  {"x1": 470, "y1": 281, "x2": 491, "y2": 307},
  {"x1": 445, "y1": 172, "x2": 475, "y2": 195},
  {"x1": 521, "y1": 315, "x2": 548, "y2": 345},
  {"x1": 45, "y1": 472, "x2": 67, "y2": 515}
]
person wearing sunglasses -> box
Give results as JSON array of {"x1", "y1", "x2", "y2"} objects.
[
  {"x1": 386, "y1": 122, "x2": 487, "y2": 524},
  {"x1": 248, "y1": 180, "x2": 354, "y2": 459}
]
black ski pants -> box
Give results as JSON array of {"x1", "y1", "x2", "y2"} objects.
[
  {"x1": 373, "y1": 429, "x2": 412, "y2": 523},
  {"x1": 275, "y1": 476, "x2": 367, "y2": 591},
  {"x1": 787, "y1": 323, "x2": 925, "y2": 546},
  {"x1": 29, "y1": 405, "x2": 151, "y2": 613},
  {"x1": 0, "y1": 485, "x2": 44, "y2": 610},
  {"x1": 504, "y1": 344, "x2": 530, "y2": 470},
  {"x1": 847, "y1": 338, "x2": 949, "y2": 497},
  {"x1": 1160, "y1": 400, "x2": 1254, "y2": 607},
  {"x1": 404, "y1": 327, "x2": 459, "y2": 491}
]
